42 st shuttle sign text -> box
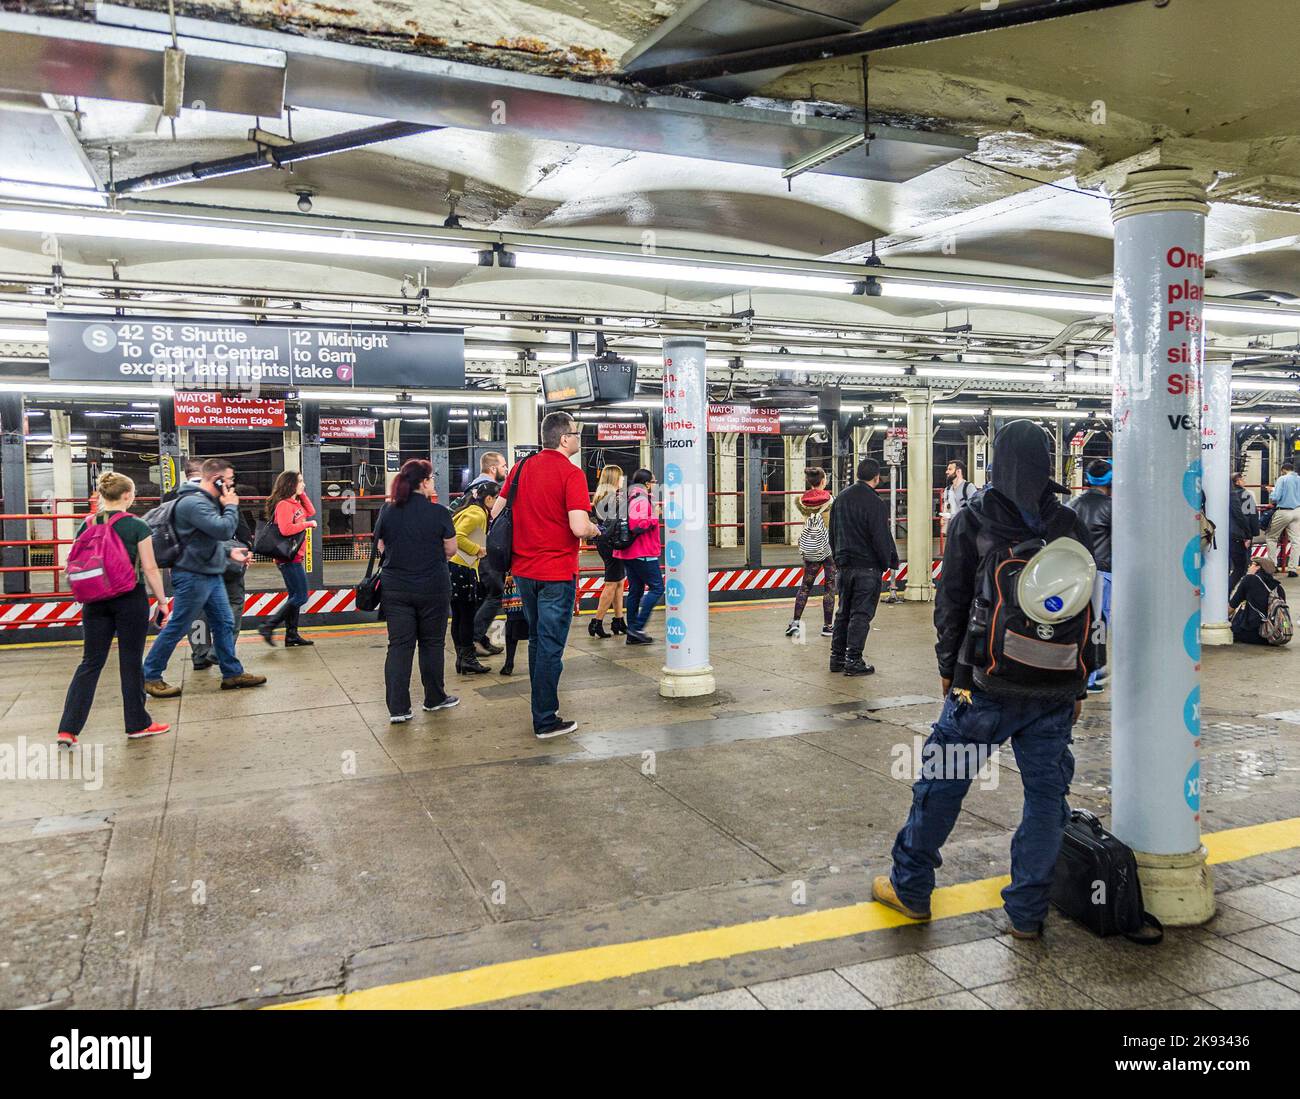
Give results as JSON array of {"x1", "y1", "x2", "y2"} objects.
[{"x1": 47, "y1": 314, "x2": 465, "y2": 392}]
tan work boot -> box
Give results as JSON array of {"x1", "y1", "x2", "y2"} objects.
[
  {"x1": 872, "y1": 875, "x2": 931, "y2": 921},
  {"x1": 220, "y1": 673, "x2": 268, "y2": 691},
  {"x1": 144, "y1": 679, "x2": 182, "y2": 699}
]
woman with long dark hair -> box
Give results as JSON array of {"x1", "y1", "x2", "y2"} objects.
[
  {"x1": 258, "y1": 469, "x2": 317, "y2": 646},
  {"x1": 449, "y1": 479, "x2": 499, "y2": 674},
  {"x1": 373, "y1": 459, "x2": 460, "y2": 723},
  {"x1": 612, "y1": 468, "x2": 664, "y2": 645}
]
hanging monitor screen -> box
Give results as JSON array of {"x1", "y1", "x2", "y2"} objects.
[{"x1": 539, "y1": 356, "x2": 637, "y2": 409}]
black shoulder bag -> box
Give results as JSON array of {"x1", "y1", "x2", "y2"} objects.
[
  {"x1": 486, "y1": 454, "x2": 534, "y2": 576},
  {"x1": 355, "y1": 520, "x2": 384, "y2": 612}
]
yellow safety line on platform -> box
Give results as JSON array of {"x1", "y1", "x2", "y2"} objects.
[{"x1": 273, "y1": 816, "x2": 1300, "y2": 1011}]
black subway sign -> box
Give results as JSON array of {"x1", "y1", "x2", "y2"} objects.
[{"x1": 47, "y1": 314, "x2": 465, "y2": 391}]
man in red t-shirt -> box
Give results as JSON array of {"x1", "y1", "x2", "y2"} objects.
[{"x1": 493, "y1": 411, "x2": 600, "y2": 739}]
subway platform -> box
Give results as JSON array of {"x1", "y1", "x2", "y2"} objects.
[{"x1": 2, "y1": 594, "x2": 1299, "y2": 1011}]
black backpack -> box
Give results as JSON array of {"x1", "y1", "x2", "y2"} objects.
[
  {"x1": 1051, "y1": 809, "x2": 1163, "y2": 944},
  {"x1": 142, "y1": 498, "x2": 184, "y2": 569},
  {"x1": 485, "y1": 454, "x2": 535, "y2": 576},
  {"x1": 595, "y1": 491, "x2": 637, "y2": 552},
  {"x1": 960, "y1": 532, "x2": 1095, "y2": 703}
]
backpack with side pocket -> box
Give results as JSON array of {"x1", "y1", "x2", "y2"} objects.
[
  {"x1": 960, "y1": 533, "x2": 1095, "y2": 703},
  {"x1": 600, "y1": 491, "x2": 638, "y2": 552},
  {"x1": 798, "y1": 508, "x2": 831, "y2": 561},
  {"x1": 66, "y1": 512, "x2": 138, "y2": 603},
  {"x1": 1261, "y1": 584, "x2": 1293, "y2": 646},
  {"x1": 142, "y1": 497, "x2": 184, "y2": 569}
]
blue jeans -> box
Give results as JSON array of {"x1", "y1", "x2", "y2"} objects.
[
  {"x1": 623, "y1": 557, "x2": 664, "y2": 633},
  {"x1": 515, "y1": 576, "x2": 576, "y2": 732},
  {"x1": 279, "y1": 561, "x2": 308, "y2": 606},
  {"x1": 890, "y1": 690, "x2": 1075, "y2": 930},
  {"x1": 1089, "y1": 570, "x2": 1111, "y2": 686},
  {"x1": 144, "y1": 570, "x2": 244, "y2": 680}
]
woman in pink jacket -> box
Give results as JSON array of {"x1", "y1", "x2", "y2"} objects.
[
  {"x1": 258, "y1": 470, "x2": 317, "y2": 646},
  {"x1": 613, "y1": 468, "x2": 663, "y2": 646}
]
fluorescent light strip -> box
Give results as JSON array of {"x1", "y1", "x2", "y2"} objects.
[
  {"x1": 511, "y1": 251, "x2": 857, "y2": 295},
  {"x1": 0, "y1": 326, "x2": 48, "y2": 342},
  {"x1": 0, "y1": 209, "x2": 481, "y2": 266},
  {"x1": 877, "y1": 281, "x2": 1109, "y2": 315},
  {"x1": 916, "y1": 366, "x2": 1054, "y2": 382},
  {"x1": 1231, "y1": 379, "x2": 1300, "y2": 392}
]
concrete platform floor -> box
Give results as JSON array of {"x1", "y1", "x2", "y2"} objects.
[{"x1": 1, "y1": 591, "x2": 1298, "y2": 1010}]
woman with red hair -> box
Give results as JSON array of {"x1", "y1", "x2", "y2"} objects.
[{"x1": 373, "y1": 459, "x2": 460, "y2": 723}]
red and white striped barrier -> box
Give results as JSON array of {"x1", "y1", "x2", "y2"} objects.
[{"x1": 0, "y1": 561, "x2": 945, "y2": 633}]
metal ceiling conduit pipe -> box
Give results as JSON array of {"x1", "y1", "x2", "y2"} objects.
[
  {"x1": 0, "y1": 275, "x2": 1120, "y2": 354},
  {"x1": 623, "y1": 0, "x2": 1156, "y2": 87},
  {"x1": 108, "y1": 121, "x2": 439, "y2": 194},
  {"x1": 0, "y1": 291, "x2": 1118, "y2": 361}
]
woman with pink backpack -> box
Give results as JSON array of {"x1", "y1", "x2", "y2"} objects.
[{"x1": 56, "y1": 472, "x2": 172, "y2": 746}]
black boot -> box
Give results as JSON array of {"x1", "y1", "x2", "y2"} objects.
[
  {"x1": 475, "y1": 634, "x2": 504, "y2": 655},
  {"x1": 588, "y1": 618, "x2": 611, "y2": 638},
  {"x1": 284, "y1": 605, "x2": 314, "y2": 647},
  {"x1": 258, "y1": 603, "x2": 289, "y2": 646},
  {"x1": 610, "y1": 617, "x2": 628, "y2": 635},
  {"x1": 458, "y1": 646, "x2": 490, "y2": 675}
]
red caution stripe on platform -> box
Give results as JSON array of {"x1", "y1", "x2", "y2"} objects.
[{"x1": 0, "y1": 563, "x2": 943, "y2": 630}]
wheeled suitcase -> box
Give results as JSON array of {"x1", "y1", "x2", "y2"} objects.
[{"x1": 1050, "y1": 808, "x2": 1163, "y2": 944}]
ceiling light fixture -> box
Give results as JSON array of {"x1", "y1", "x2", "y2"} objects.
[{"x1": 0, "y1": 208, "x2": 481, "y2": 267}]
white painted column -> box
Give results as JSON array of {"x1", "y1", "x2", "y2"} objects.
[
  {"x1": 1109, "y1": 166, "x2": 1215, "y2": 925},
  {"x1": 660, "y1": 335, "x2": 714, "y2": 698},
  {"x1": 784, "y1": 434, "x2": 807, "y2": 546},
  {"x1": 505, "y1": 378, "x2": 539, "y2": 467},
  {"x1": 904, "y1": 391, "x2": 933, "y2": 602},
  {"x1": 382, "y1": 418, "x2": 402, "y2": 497},
  {"x1": 1201, "y1": 351, "x2": 1232, "y2": 646},
  {"x1": 50, "y1": 409, "x2": 74, "y2": 568},
  {"x1": 283, "y1": 428, "x2": 302, "y2": 478},
  {"x1": 714, "y1": 432, "x2": 738, "y2": 549}
]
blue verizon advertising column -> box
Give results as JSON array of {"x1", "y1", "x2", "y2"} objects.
[{"x1": 659, "y1": 337, "x2": 715, "y2": 698}]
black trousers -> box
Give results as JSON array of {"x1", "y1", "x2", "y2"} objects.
[
  {"x1": 1229, "y1": 537, "x2": 1250, "y2": 596},
  {"x1": 59, "y1": 586, "x2": 152, "y2": 735},
  {"x1": 831, "y1": 565, "x2": 883, "y2": 664},
  {"x1": 450, "y1": 598, "x2": 479, "y2": 652},
  {"x1": 473, "y1": 559, "x2": 504, "y2": 639},
  {"x1": 382, "y1": 588, "x2": 450, "y2": 715}
]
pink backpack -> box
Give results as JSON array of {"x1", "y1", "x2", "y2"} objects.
[{"x1": 66, "y1": 512, "x2": 139, "y2": 603}]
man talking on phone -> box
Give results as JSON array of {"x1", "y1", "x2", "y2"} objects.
[{"x1": 143, "y1": 458, "x2": 267, "y2": 697}]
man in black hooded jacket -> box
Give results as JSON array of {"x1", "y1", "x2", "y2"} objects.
[{"x1": 873, "y1": 419, "x2": 1094, "y2": 940}]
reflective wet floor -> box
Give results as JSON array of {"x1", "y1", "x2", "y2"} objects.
[{"x1": 1, "y1": 594, "x2": 1298, "y2": 1009}]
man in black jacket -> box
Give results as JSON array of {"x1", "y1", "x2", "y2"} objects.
[
  {"x1": 1228, "y1": 471, "x2": 1261, "y2": 593},
  {"x1": 828, "y1": 457, "x2": 899, "y2": 676},
  {"x1": 1067, "y1": 459, "x2": 1112, "y2": 690},
  {"x1": 873, "y1": 420, "x2": 1094, "y2": 940}
]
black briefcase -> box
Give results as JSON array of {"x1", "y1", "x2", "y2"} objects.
[{"x1": 1050, "y1": 809, "x2": 1163, "y2": 944}]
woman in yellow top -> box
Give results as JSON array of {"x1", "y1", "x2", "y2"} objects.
[{"x1": 448, "y1": 480, "x2": 499, "y2": 674}]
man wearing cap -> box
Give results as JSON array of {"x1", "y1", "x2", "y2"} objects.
[
  {"x1": 872, "y1": 419, "x2": 1095, "y2": 941},
  {"x1": 1067, "y1": 459, "x2": 1113, "y2": 692}
]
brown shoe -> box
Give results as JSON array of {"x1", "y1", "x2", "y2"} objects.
[
  {"x1": 220, "y1": 673, "x2": 267, "y2": 691},
  {"x1": 144, "y1": 679, "x2": 182, "y2": 699},
  {"x1": 1008, "y1": 923, "x2": 1043, "y2": 941},
  {"x1": 872, "y1": 875, "x2": 931, "y2": 921}
]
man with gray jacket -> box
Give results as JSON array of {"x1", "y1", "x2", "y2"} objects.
[{"x1": 143, "y1": 458, "x2": 266, "y2": 697}]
